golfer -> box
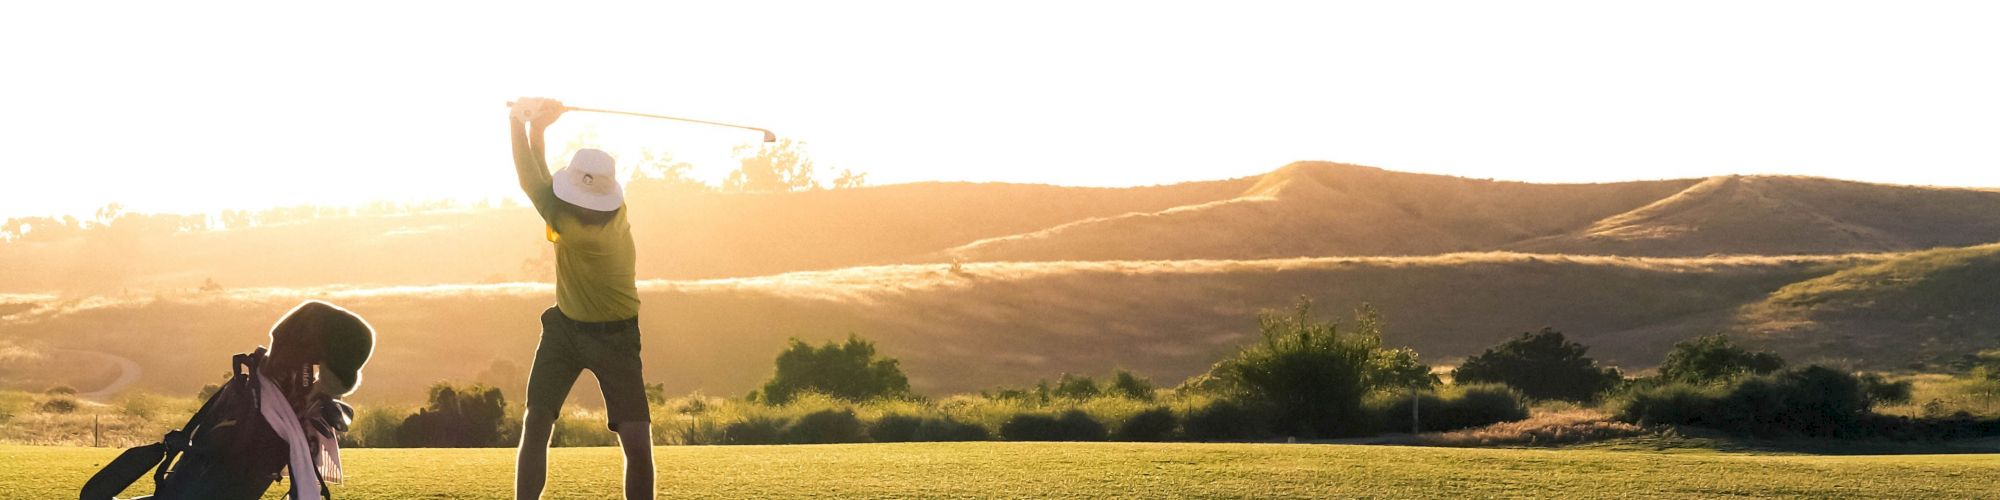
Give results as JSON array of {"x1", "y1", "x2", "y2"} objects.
[{"x1": 508, "y1": 97, "x2": 653, "y2": 500}]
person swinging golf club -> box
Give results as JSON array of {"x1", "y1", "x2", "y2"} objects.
[{"x1": 509, "y1": 97, "x2": 653, "y2": 500}]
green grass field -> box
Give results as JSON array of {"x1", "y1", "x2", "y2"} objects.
[{"x1": 6, "y1": 443, "x2": 1998, "y2": 499}]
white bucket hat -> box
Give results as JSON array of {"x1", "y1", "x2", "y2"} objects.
[{"x1": 553, "y1": 148, "x2": 624, "y2": 212}]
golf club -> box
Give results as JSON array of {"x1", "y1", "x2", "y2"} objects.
[{"x1": 507, "y1": 101, "x2": 777, "y2": 143}]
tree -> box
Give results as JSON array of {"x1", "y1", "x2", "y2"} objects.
[
  {"x1": 756, "y1": 334, "x2": 910, "y2": 404},
  {"x1": 1052, "y1": 373, "x2": 1100, "y2": 399},
  {"x1": 1201, "y1": 298, "x2": 1427, "y2": 438},
  {"x1": 1452, "y1": 328, "x2": 1623, "y2": 402},
  {"x1": 831, "y1": 169, "x2": 867, "y2": 189},
  {"x1": 726, "y1": 139, "x2": 818, "y2": 192},
  {"x1": 627, "y1": 149, "x2": 710, "y2": 193},
  {"x1": 1108, "y1": 369, "x2": 1157, "y2": 400},
  {"x1": 1657, "y1": 334, "x2": 1786, "y2": 384},
  {"x1": 397, "y1": 382, "x2": 509, "y2": 447}
]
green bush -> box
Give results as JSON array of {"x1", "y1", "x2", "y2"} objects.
[
  {"x1": 1112, "y1": 407, "x2": 1177, "y2": 441},
  {"x1": 870, "y1": 414, "x2": 989, "y2": 442},
  {"x1": 1202, "y1": 299, "x2": 1420, "y2": 438},
  {"x1": 724, "y1": 416, "x2": 788, "y2": 445},
  {"x1": 1450, "y1": 328, "x2": 1622, "y2": 402},
  {"x1": 38, "y1": 395, "x2": 79, "y2": 414},
  {"x1": 867, "y1": 414, "x2": 924, "y2": 442},
  {"x1": 913, "y1": 417, "x2": 989, "y2": 442},
  {"x1": 782, "y1": 408, "x2": 867, "y2": 444},
  {"x1": 44, "y1": 385, "x2": 77, "y2": 396},
  {"x1": 1617, "y1": 365, "x2": 1872, "y2": 438},
  {"x1": 1616, "y1": 382, "x2": 1718, "y2": 427},
  {"x1": 1053, "y1": 374, "x2": 1100, "y2": 399},
  {"x1": 396, "y1": 382, "x2": 509, "y2": 447},
  {"x1": 757, "y1": 335, "x2": 910, "y2": 405},
  {"x1": 1180, "y1": 399, "x2": 1268, "y2": 441},
  {"x1": 1369, "y1": 384, "x2": 1529, "y2": 433},
  {"x1": 341, "y1": 405, "x2": 411, "y2": 447},
  {"x1": 1657, "y1": 334, "x2": 1786, "y2": 384},
  {"x1": 1108, "y1": 370, "x2": 1157, "y2": 401},
  {"x1": 1000, "y1": 410, "x2": 1107, "y2": 441},
  {"x1": 549, "y1": 411, "x2": 617, "y2": 447}
]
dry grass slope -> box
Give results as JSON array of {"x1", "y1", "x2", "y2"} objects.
[
  {"x1": 1514, "y1": 176, "x2": 2000, "y2": 256},
  {"x1": 0, "y1": 253, "x2": 1871, "y2": 404},
  {"x1": 1734, "y1": 243, "x2": 2000, "y2": 367}
]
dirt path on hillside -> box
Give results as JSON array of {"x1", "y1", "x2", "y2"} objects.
[{"x1": 50, "y1": 349, "x2": 141, "y2": 402}]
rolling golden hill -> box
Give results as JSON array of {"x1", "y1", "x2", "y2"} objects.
[
  {"x1": 0, "y1": 252, "x2": 1874, "y2": 403},
  {"x1": 1733, "y1": 243, "x2": 2000, "y2": 368},
  {"x1": 5, "y1": 163, "x2": 1999, "y2": 404}
]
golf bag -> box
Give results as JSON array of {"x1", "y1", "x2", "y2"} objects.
[{"x1": 79, "y1": 348, "x2": 340, "y2": 500}]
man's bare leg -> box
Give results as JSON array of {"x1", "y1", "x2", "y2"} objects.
[
  {"x1": 516, "y1": 409, "x2": 556, "y2": 500},
  {"x1": 616, "y1": 421, "x2": 655, "y2": 500}
]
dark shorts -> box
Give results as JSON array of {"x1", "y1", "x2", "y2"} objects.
[{"x1": 525, "y1": 307, "x2": 650, "y2": 431}]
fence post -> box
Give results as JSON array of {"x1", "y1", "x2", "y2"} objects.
[
  {"x1": 94, "y1": 413, "x2": 102, "y2": 447},
  {"x1": 1410, "y1": 387, "x2": 1420, "y2": 435}
]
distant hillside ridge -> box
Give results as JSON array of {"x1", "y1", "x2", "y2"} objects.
[
  {"x1": 1511, "y1": 175, "x2": 2000, "y2": 256},
  {"x1": 6, "y1": 161, "x2": 1999, "y2": 295},
  {"x1": 1733, "y1": 242, "x2": 2000, "y2": 366},
  {"x1": 944, "y1": 162, "x2": 1696, "y2": 261}
]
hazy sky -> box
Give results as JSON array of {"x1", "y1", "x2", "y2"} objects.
[{"x1": 3, "y1": 2, "x2": 1997, "y2": 219}]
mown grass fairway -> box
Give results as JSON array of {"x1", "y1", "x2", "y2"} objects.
[{"x1": 6, "y1": 443, "x2": 1997, "y2": 499}]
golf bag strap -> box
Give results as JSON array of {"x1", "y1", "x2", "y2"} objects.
[
  {"x1": 152, "y1": 373, "x2": 230, "y2": 484},
  {"x1": 77, "y1": 443, "x2": 166, "y2": 500},
  {"x1": 153, "y1": 348, "x2": 264, "y2": 484}
]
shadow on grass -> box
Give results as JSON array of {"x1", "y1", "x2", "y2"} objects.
[{"x1": 1565, "y1": 426, "x2": 2000, "y2": 456}]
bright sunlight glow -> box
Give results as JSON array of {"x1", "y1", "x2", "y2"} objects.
[{"x1": 2, "y1": 1, "x2": 1997, "y2": 219}]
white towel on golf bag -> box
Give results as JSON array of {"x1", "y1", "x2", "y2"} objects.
[{"x1": 256, "y1": 373, "x2": 342, "y2": 499}]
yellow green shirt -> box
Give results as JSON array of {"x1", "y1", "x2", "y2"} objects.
[
  {"x1": 545, "y1": 208, "x2": 640, "y2": 322},
  {"x1": 513, "y1": 122, "x2": 640, "y2": 322}
]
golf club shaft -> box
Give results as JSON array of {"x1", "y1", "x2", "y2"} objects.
[{"x1": 510, "y1": 101, "x2": 777, "y2": 142}]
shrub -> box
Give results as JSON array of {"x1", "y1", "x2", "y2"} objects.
[
  {"x1": 549, "y1": 410, "x2": 617, "y2": 447},
  {"x1": 341, "y1": 405, "x2": 410, "y2": 447},
  {"x1": 1433, "y1": 384, "x2": 1529, "y2": 431},
  {"x1": 1615, "y1": 382, "x2": 1718, "y2": 428},
  {"x1": 1180, "y1": 399, "x2": 1268, "y2": 441},
  {"x1": 913, "y1": 417, "x2": 989, "y2": 442},
  {"x1": 1053, "y1": 374, "x2": 1100, "y2": 399},
  {"x1": 1113, "y1": 407, "x2": 1177, "y2": 441},
  {"x1": 1451, "y1": 328, "x2": 1622, "y2": 402},
  {"x1": 1616, "y1": 365, "x2": 1871, "y2": 438},
  {"x1": 396, "y1": 382, "x2": 509, "y2": 447},
  {"x1": 1368, "y1": 384, "x2": 1529, "y2": 433},
  {"x1": 1108, "y1": 370, "x2": 1157, "y2": 401},
  {"x1": 1858, "y1": 373, "x2": 1914, "y2": 405},
  {"x1": 1000, "y1": 410, "x2": 1107, "y2": 441},
  {"x1": 872, "y1": 414, "x2": 990, "y2": 442},
  {"x1": 868, "y1": 414, "x2": 924, "y2": 442},
  {"x1": 1203, "y1": 299, "x2": 1417, "y2": 438},
  {"x1": 44, "y1": 385, "x2": 77, "y2": 396},
  {"x1": 38, "y1": 395, "x2": 79, "y2": 414},
  {"x1": 196, "y1": 383, "x2": 222, "y2": 401},
  {"x1": 1657, "y1": 334, "x2": 1785, "y2": 384},
  {"x1": 724, "y1": 416, "x2": 788, "y2": 445},
  {"x1": 782, "y1": 408, "x2": 867, "y2": 444},
  {"x1": 757, "y1": 334, "x2": 910, "y2": 405}
]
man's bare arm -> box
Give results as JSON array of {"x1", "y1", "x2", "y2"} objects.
[{"x1": 510, "y1": 112, "x2": 560, "y2": 221}]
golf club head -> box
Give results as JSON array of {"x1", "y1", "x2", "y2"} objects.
[{"x1": 762, "y1": 130, "x2": 778, "y2": 143}]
